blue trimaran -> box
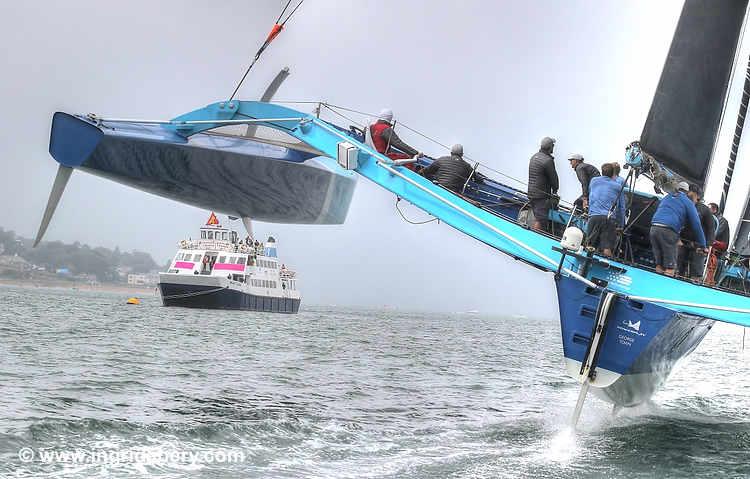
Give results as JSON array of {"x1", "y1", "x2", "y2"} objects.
[{"x1": 35, "y1": 0, "x2": 750, "y2": 423}]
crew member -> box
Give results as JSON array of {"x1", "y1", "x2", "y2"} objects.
[
  {"x1": 709, "y1": 202, "x2": 730, "y2": 246},
  {"x1": 369, "y1": 108, "x2": 421, "y2": 170},
  {"x1": 527, "y1": 137, "x2": 559, "y2": 232},
  {"x1": 568, "y1": 154, "x2": 600, "y2": 211},
  {"x1": 586, "y1": 163, "x2": 625, "y2": 257},
  {"x1": 421, "y1": 144, "x2": 485, "y2": 194},
  {"x1": 677, "y1": 185, "x2": 715, "y2": 280},
  {"x1": 649, "y1": 182, "x2": 707, "y2": 276},
  {"x1": 706, "y1": 202, "x2": 731, "y2": 284}
]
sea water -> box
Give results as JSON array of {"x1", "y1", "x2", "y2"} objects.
[{"x1": 1, "y1": 286, "x2": 748, "y2": 478}]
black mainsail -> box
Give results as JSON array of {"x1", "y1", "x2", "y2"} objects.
[{"x1": 640, "y1": 0, "x2": 748, "y2": 187}]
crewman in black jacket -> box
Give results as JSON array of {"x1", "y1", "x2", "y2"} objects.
[
  {"x1": 678, "y1": 185, "x2": 716, "y2": 279},
  {"x1": 421, "y1": 144, "x2": 484, "y2": 194},
  {"x1": 709, "y1": 202, "x2": 730, "y2": 245},
  {"x1": 527, "y1": 137, "x2": 559, "y2": 232},
  {"x1": 568, "y1": 153, "x2": 600, "y2": 212}
]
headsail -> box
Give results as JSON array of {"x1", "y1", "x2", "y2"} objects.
[{"x1": 640, "y1": 0, "x2": 748, "y2": 187}]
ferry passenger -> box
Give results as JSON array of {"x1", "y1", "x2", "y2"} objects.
[
  {"x1": 527, "y1": 137, "x2": 559, "y2": 232},
  {"x1": 420, "y1": 144, "x2": 485, "y2": 194},
  {"x1": 677, "y1": 185, "x2": 715, "y2": 280},
  {"x1": 567, "y1": 154, "x2": 600, "y2": 211},
  {"x1": 586, "y1": 162, "x2": 624, "y2": 257},
  {"x1": 649, "y1": 182, "x2": 707, "y2": 276},
  {"x1": 369, "y1": 108, "x2": 422, "y2": 170}
]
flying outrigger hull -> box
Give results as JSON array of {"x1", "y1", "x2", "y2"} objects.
[{"x1": 45, "y1": 111, "x2": 357, "y2": 226}]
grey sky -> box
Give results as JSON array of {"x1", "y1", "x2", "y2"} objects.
[{"x1": 1, "y1": 1, "x2": 747, "y2": 313}]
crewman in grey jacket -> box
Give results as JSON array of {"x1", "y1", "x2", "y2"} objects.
[{"x1": 527, "y1": 137, "x2": 559, "y2": 232}]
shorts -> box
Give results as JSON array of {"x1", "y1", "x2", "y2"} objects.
[
  {"x1": 587, "y1": 215, "x2": 617, "y2": 252},
  {"x1": 678, "y1": 244, "x2": 706, "y2": 278},
  {"x1": 650, "y1": 225, "x2": 679, "y2": 269},
  {"x1": 530, "y1": 197, "x2": 550, "y2": 222}
]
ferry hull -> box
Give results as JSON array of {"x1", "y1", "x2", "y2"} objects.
[
  {"x1": 158, "y1": 278, "x2": 300, "y2": 314},
  {"x1": 556, "y1": 276, "x2": 713, "y2": 407}
]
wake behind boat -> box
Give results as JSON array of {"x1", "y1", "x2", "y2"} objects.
[{"x1": 157, "y1": 212, "x2": 301, "y2": 313}]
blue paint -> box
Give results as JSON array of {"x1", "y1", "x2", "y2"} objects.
[
  {"x1": 49, "y1": 112, "x2": 103, "y2": 167},
  {"x1": 557, "y1": 276, "x2": 681, "y2": 375}
]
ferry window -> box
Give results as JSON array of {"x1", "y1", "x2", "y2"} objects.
[
  {"x1": 207, "y1": 231, "x2": 213, "y2": 239},
  {"x1": 201, "y1": 231, "x2": 206, "y2": 239},
  {"x1": 222, "y1": 232, "x2": 227, "y2": 240},
  {"x1": 193, "y1": 254, "x2": 201, "y2": 262},
  {"x1": 271, "y1": 281, "x2": 276, "y2": 288},
  {"x1": 219, "y1": 256, "x2": 226, "y2": 263}
]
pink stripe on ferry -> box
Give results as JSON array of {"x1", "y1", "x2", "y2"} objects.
[
  {"x1": 213, "y1": 263, "x2": 245, "y2": 272},
  {"x1": 174, "y1": 261, "x2": 195, "y2": 269}
]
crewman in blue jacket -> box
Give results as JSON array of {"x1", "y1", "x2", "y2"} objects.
[
  {"x1": 649, "y1": 181, "x2": 707, "y2": 276},
  {"x1": 587, "y1": 162, "x2": 625, "y2": 257}
]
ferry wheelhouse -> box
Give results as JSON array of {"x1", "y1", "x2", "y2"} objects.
[{"x1": 157, "y1": 213, "x2": 301, "y2": 313}]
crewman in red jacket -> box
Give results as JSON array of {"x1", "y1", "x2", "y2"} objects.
[{"x1": 368, "y1": 108, "x2": 421, "y2": 170}]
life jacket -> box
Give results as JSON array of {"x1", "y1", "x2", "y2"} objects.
[{"x1": 369, "y1": 121, "x2": 390, "y2": 154}]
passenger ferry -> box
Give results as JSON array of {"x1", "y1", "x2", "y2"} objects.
[{"x1": 157, "y1": 212, "x2": 301, "y2": 313}]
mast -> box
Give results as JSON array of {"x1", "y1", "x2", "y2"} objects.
[{"x1": 720, "y1": 55, "x2": 750, "y2": 214}]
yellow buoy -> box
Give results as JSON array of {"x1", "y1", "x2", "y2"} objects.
[{"x1": 126, "y1": 297, "x2": 140, "y2": 305}]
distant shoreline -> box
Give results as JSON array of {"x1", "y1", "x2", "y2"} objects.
[{"x1": 0, "y1": 278, "x2": 155, "y2": 296}]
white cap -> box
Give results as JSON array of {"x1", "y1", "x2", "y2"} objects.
[
  {"x1": 568, "y1": 153, "x2": 584, "y2": 161},
  {"x1": 378, "y1": 108, "x2": 393, "y2": 122},
  {"x1": 677, "y1": 181, "x2": 689, "y2": 192}
]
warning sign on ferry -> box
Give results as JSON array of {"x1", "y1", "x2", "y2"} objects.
[{"x1": 206, "y1": 212, "x2": 220, "y2": 226}]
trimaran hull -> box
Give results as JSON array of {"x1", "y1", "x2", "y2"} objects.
[{"x1": 43, "y1": 99, "x2": 750, "y2": 409}]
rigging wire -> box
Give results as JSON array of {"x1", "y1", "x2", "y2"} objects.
[
  {"x1": 395, "y1": 198, "x2": 438, "y2": 225},
  {"x1": 228, "y1": 0, "x2": 305, "y2": 102},
  {"x1": 265, "y1": 100, "x2": 573, "y2": 207},
  {"x1": 319, "y1": 102, "x2": 570, "y2": 204},
  {"x1": 275, "y1": 0, "x2": 293, "y2": 23}
]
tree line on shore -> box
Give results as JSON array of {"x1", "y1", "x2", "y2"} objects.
[{"x1": 0, "y1": 227, "x2": 161, "y2": 282}]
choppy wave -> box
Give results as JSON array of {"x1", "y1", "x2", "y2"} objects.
[{"x1": 0, "y1": 285, "x2": 748, "y2": 478}]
